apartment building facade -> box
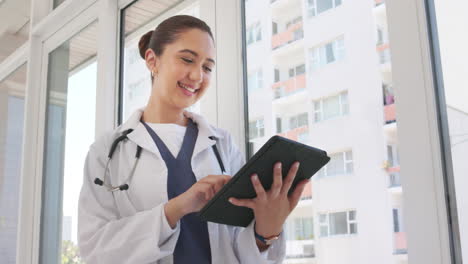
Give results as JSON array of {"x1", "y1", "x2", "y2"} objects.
[{"x1": 244, "y1": 0, "x2": 407, "y2": 263}]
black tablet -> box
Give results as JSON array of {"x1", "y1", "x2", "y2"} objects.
[{"x1": 198, "y1": 135, "x2": 330, "y2": 227}]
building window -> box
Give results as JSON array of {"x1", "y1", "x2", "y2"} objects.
[
  {"x1": 247, "y1": 22, "x2": 262, "y2": 45},
  {"x1": 387, "y1": 145, "x2": 399, "y2": 167},
  {"x1": 319, "y1": 210, "x2": 357, "y2": 237},
  {"x1": 295, "y1": 218, "x2": 314, "y2": 240},
  {"x1": 249, "y1": 119, "x2": 265, "y2": 139},
  {"x1": 289, "y1": 64, "x2": 306, "y2": 78},
  {"x1": 248, "y1": 70, "x2": 263, "y2": 91},
  {"x1": 309, "y1": 36, "x2": 345, "y2": 71},
  {"x1": 289, "y1": 112, "x2": 309, "y2": 129},
  {"x1": 317, "y1": 150, "x2": 353, "y2": 177},
  {"x1": 276, "y1": 117, "x2": 283, "y2": 133},
  {"x1": 313, "y1": 91, "x2": 349, "y2": 122},
  {"x1": 393, "y1": 209, "x2": 400, "y2": 232},
  {"x1": 308, "y1": 0, "x2": 343, "y2": 18}
]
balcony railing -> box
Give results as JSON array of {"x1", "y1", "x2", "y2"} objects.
[
  {"x1": 286, "y1": 253, "x2": 315, "y2": 259},
  {"x1": 378, "y1": 45, "x2": 391, "y2": 64},
  {"x1": 375, "y1": 0, "x2": 385, "y2": 7},
  {"x1": 300, "y1": 181, "x2": 312, "y2": 200},
  {"x1": 384, "y1": 103, "x2": 396, "y2": 124},
  {"x1": 272, "y1": 21, "x2": 303, "y2": 50},
  {"x1": 278, "y1": 125, "x2": 308, "y2": 141},
  {"x1": 272, "y1": 74, "x2": 306, "y2": 99},
  {"x1": 394, "y1": 232, "x2": 408, "y2": 254}
]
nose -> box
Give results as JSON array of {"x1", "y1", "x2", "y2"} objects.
[{"x1": 189, "y1": 65, "x2": 203, "y2": 83}]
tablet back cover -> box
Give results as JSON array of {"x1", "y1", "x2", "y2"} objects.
[{"x1": 199, "y1": 136, "x2": 330, "y2": 227}]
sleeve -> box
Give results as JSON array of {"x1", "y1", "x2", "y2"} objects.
[
  {"x1": 224, "y1": 132, "x2": 287, "y2": 264},
  {"x1": 78, "y1": 140, "x2": 180, "y2": 264}
]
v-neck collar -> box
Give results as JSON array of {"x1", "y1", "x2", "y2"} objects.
[{"x1": 141, "y1": 118, "x2": 198, "y2": 162}]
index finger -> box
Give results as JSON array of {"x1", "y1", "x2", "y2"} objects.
[{"x1": 280, "y1": 161, "x2": 300, "y2": 195}]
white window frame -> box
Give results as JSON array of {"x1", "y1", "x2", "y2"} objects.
[
  {"x1": 307, "y1": 0, "x2": 343, "y2": 18},
  {"x1": 318, "y1": 150, "x2": 353, "y2": 177},
  {"x1": 313, "y1": 91, "x2": 349, "y2": 122},
  {"x1": 309, "y1": 36, "x2": 345, "y2": 72},
  {"x1": 318, "y1": 209, "x2": 357, "y2": 237}
]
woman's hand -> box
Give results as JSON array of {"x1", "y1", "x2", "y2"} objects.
[
  {"x1": 229, "y1": 162, "x2": 309, "y2": 239},
  {"x1": 164, "y1": 175, "x2": 231, "y2": 228}
]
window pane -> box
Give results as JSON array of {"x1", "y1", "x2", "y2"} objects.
[
  {"x1": 317, "y1": 0, "x2": 333, "y2": 14},
  {"x1": 323, "y1": 95, "x2": 340, "y2": 120},
  {"x1": 433, "y1": 1, "x2": 468, "y2": 259},
  {"x1": 40, "y1": 21, "x2": 98, "y2": 263},
  {"x1": 243, "y1": 0, "x2": 407, "y2": 261},
  {"x1": 0, "y1": 63, "x2": 27, "y2": 264},
  {"x1": 120, "y1": 1, "x2": 201, "y2": 123},
  {"x1": 329, "y1": 212, "x2": 347, "y2": 235}
]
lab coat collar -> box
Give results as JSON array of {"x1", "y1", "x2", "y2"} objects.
[{"x1": 119, "y1": 108, "x2": 224, "y2": 159}]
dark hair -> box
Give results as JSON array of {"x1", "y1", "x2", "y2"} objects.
[{"x1": 138, "y1": 15, "x2": 214, "y2": 59}]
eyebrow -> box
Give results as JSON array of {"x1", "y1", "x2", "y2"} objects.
[{"x1": 179, "y1": 49, "x2": 215, "y2": 64}]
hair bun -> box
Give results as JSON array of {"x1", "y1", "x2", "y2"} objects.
[{"x1": 138, "y1": 30, "x2": 154, "y2": 59}]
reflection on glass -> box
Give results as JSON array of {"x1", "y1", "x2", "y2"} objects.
[
  {"x1": 244, "y1": 0, "x2": 407, "y2": 262},
  {"x1": 39, "y1": 21, "x2": 98, "y2": 264},
  {"x1": 121, "y1": 0, "x2": 200, "y2": 123},
  {"x1": 433, "y1": 0, "x2": 468, "y2": 260},
  {"x1": 0, "y1": 63, "x2": 27, "y2": 264}
]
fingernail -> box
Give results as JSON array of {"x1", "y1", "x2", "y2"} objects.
[
  {"x1": 295, "y1": 162, "x2": 300, "y2": 168},
  {"x1": 228, "y1": 198, "x2": 233, "y2": 203},
  {"x1": 276, "y1": 162, "x2": 282, "y2": 169},
  {"x1": 252, "y1": 174, "x2": 258, "y2": 180}
]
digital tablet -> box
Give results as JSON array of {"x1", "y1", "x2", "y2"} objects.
[{"x1": 198, "y1": 135, "x2": 330, "y2": 227}]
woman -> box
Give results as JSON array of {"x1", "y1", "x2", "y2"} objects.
[{"x1": 78, "y1": 15, "x2": 309, "y2": 264}]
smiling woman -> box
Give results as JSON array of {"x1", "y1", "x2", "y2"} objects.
[
  {"x1": 78, "y1": 14, "x2": 310, "y2": 264},
  {"x1": 137, "y1": 16, "x2": 216, "y2": 121}
]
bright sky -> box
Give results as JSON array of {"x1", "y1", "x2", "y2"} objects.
[{"x1": 62, "y1": 61, "x2": 96, "y2": 243}]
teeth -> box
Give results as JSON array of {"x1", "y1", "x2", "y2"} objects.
[{"x1": 179, "y1": 82, "x2": 196, "y2": 93}]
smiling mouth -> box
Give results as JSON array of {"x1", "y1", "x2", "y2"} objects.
[{"x1": 178, "y1": 81, "x2": 198, "y2": 93}]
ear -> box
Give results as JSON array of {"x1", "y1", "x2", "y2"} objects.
[{"x1": 145, "y1": 49, "x2": 158, "y2": 74}]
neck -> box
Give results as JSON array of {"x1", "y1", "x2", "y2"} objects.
[{"x1": 142, "y1": 96, "x2": 188, "y2": 126}]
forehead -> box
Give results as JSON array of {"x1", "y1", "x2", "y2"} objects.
[{"x1": 166, "y1": 29, "x2": 215, "y2": 60}]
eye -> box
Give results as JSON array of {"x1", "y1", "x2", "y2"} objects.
[
  {"x1": 203, "y1": 66, "x2": 212, "y2": 73},
  {"x1": 181, "y1": 57, "x2": 193, "y2": 63}
]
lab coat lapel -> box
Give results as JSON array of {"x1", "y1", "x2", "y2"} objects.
[
  {"x1": 184, "y1": 111, "x2": 223, "y2": 159},
  {"x1": 119, "y1": 108, "x2": 164, "y2": 161}
]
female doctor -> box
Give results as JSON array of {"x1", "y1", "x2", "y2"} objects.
[{"x1": 78, "y1": 15, "x2": 309, "y2": 264}]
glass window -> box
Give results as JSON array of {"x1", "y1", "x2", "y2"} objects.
[
  {"x1": 308, "y1": 0, "x2": 343, "y2": 18},
  {"x1": 313, "y1": 91, "x2": 349, "y2": 122},
  {"x1": 248, "y1": 70, "x2": 263, "y2": 92},
  {"x1": 244, "y1": 0, "x2": 406, "y2": 261},
  {"x1": 319, "y1": 210, "x2": 357, "y2": 237},
  {"x1": 249, "y1": 119, "x2": 265, "y2": 140},
  {"x1": 329, "y1": 211, "x2": 347, "y2": 235},
  {"x1": 294, "y1": 217, "x2": 314, "y2": 240},
  {"x1": 247, "y1": 22, "x2": 262, "y2": 45},
  {"x1": 0, "y1": 63, "x2": 27, "y2": 264},
  {"x1": 40, "y1": 21, "x2": 98, "y2": 264},
  {"x1": 432, "y1": 1, "x2": 468, "y2": 259},
  {"x1": 120, "y1": 0, "x2": 201, "y2": 123}
]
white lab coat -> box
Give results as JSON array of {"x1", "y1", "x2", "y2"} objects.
[{"x1": 78, "y1": 108, "x2": 286, "y2": 264}]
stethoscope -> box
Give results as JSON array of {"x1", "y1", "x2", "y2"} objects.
[{"x1": 94, "y1": 127, "x2": 226, "y2": 192}]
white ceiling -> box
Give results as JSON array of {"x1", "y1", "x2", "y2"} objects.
[{"x1": 0, "y1": 0, "x2": 31, "y2": 65}]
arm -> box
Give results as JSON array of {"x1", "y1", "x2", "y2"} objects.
[
  {"x1": 222, "y1": 132, "x2": 287, "y2": 263},
  {"x1": 78, "y1": 143, "x2": 180, "y2": 264}
]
